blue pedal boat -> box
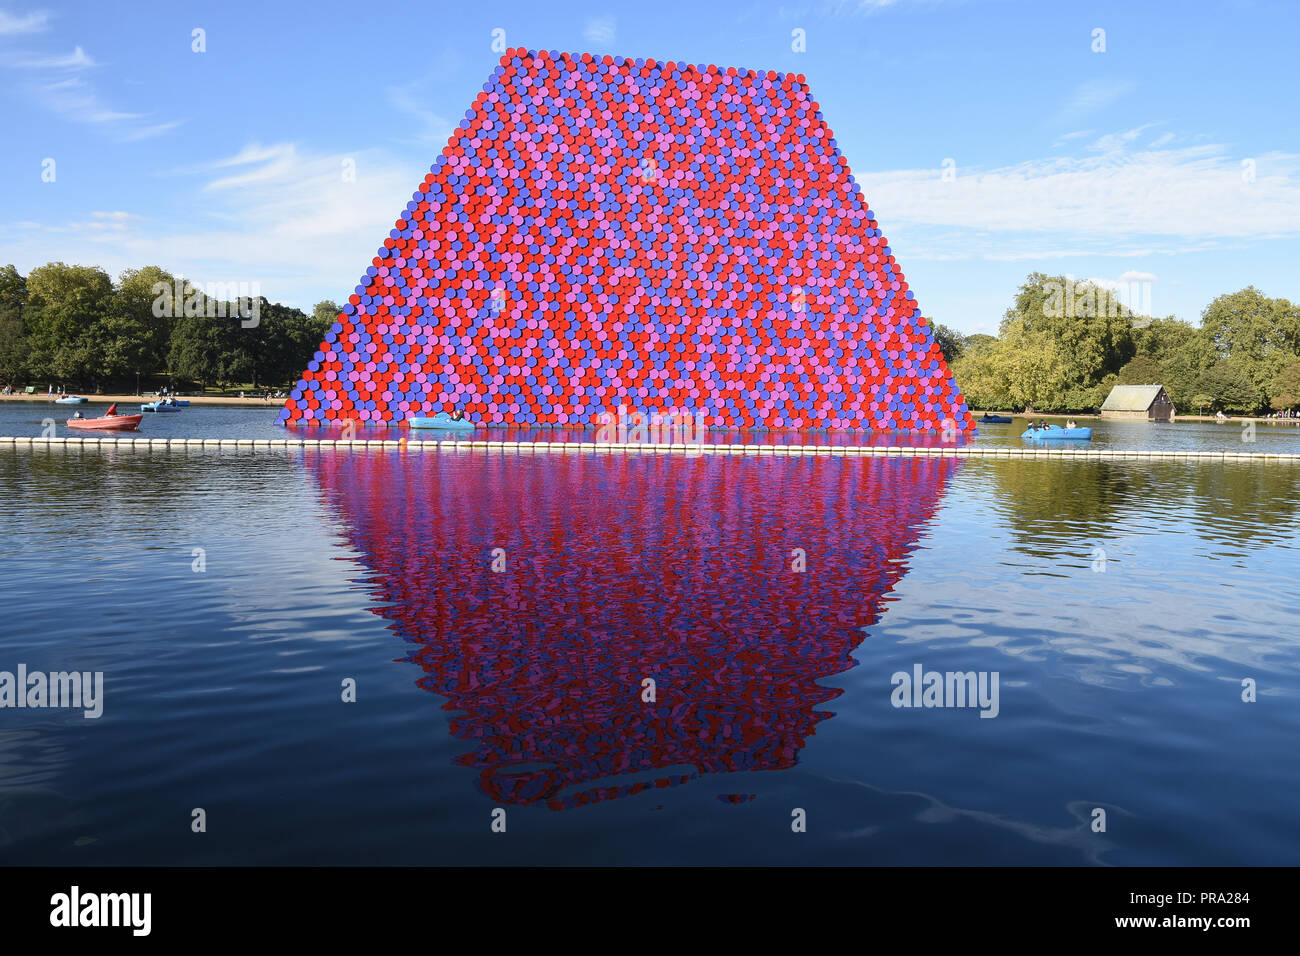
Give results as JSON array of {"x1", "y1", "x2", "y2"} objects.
[
  {"x1": 408, "y1": 412, "x2": 476, "y2": 431},
  {"x1": 1021, "y1": 424, "x2": 1092, "y2": 441}
]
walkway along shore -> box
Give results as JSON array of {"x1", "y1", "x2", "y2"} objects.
[
  {"x1": 4, "y1": 436, "x2": 1300, "y2": 461},
  {"x1": 0, "y1": 393, "x2": 277, "y2": 407}
]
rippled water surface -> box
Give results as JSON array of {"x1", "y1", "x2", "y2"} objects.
[{"x1": 1, "y1": 409, "x2": 1299, "y2": 865}]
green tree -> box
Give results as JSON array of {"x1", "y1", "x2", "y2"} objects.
[
  {"x1": 1200, "y1": 359, "x2": 1264, "y2": 414},
  {"x1": 110, "y1": 266, "x2": 177, "y2": 389},
  {"x1": 25, "y1": 262, "x2": 114, "y2": 387},
  {"x1": 1130, "y1": 317, "x2": 1215, "y2": 409},
  {"x1": 1010, "y1": 273, "x2": 1136, "y2": 388},
  {"x1": 312, "y1": 300, "x2": 343, "y2": 326},
  {"x1": 1116, "y1": 354, "x2": 1165, "y2": 386},
  {"x1": 1270, "y1": 359, "x2": 1300, "y2": 411},
  {"x1": 1201, "y1": 287, "x2": 1300, "y2": 396},
  {"x1": 978, "y1": 273, "x2": 1137, "y2": 411},
  {"x1": 926, "y1": 321, "x2": 965, "y2": 364},
  {"x1": 990, "y1": 318, "x2": 1071, "y2": 411},
  {"x1": 0, "y1": 264, "x2": 28, "y2": 385},
  {"x1": 167, "y1": 286, "x2": 247, "y2": 391}
]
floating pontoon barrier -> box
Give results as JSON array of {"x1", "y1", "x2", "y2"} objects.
[{"x1": 4, "y1": 436, "x2": 1300, "y2": 462}]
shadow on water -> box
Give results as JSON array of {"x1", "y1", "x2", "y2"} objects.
[{"x1": 306, "y1": 451, "x2": 958, "y2": 809}]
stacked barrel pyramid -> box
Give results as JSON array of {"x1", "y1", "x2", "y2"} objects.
[{"x1": 281, "y1": 49, "x2": 973, "y2": 431}]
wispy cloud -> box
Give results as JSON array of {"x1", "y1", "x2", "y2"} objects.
[
  {"x1": 68, "y1": 211, "x2": 138, "y2": 233},
  {"x1": 1058, "y1": 77, "x2": 1135, "y2": 124},
  {"x1": 856, "y1": 140, "x2": 1300, "y2": 261},
  {"x1": 4, "y1": 26, "x2": 182, "y2": 140},
  {"x1": 31, "y1": 74, "x2": 142, "y2": 125},
  {"x1": 773, "y1": 0, "x2": 936, "y2": 20},
  {"x1": 0, "y1": 8, "x2": 49, "y2": 35},
  {"x1": 9, "y1": 44, "x2": 93, "y2": 69},
  {"x1": 2, "y1": 141, "x2": 420, "y2": 306},
  {"x1": 583, "y1": 15, "x2": 617, "y2": 46},
  {"x1": 1088, "y1": 123, "x2": 1157, "y2": 154},
  {"x1": 120, "y1": 119, "x2": 185, "y2": 141},
  {"x1": 385, "y1": 77, "x2": 455, "y2": 147},
  {"x1": 827, "y1": 0, "x2": 904, "y2": 13}
]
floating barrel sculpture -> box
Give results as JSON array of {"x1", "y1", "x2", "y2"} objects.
[{"x1": 282, "y1": 49, "x2": 973, "y2": 432}]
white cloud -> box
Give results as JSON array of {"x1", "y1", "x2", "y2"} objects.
[
  {"x1": 1053, "y1": 130, "x2": 1095, "y2": 146},
  {"x1": 837, "y1": 0, "x2": 903, "y2": 12},
  {"x1": 582, "y1": 15, "x2": 616, "y2": 46},
  {"x1": 0, "y1": 9, "x2": 49, "y2": 35},
  {"x1": 777, "y1": 0, "x2": 917, "y2": 17},
  {"x1": 0, "y1": 142, "x2": 420, "y2": 309},
  {"x1": 385, "y1": 78, "x2": 455, "y2": 147},
  {"x1": 120, "y1": 119, "x2": 185, "y2": 141},
  {"x1": 205, "y1": 142, "x2": 303, "y2": 191},
  {"x1": 856, "y1": 145, "x2": 1300, "y2": 248},
  {"x1": 1118, "y1": 270, "x2": 1158, "y2": 282},
  {"x1": 1058, "y1": 77, "x2": 1135, "y2": 123},
  {"x1": 8, "y1": 44, "x2": 94, "y2": 69},
  {"x1": 1088, "y1": 123, "x2": 1157, "y2": 154},
  {"x1": 6, "y1": 35, "x2": 182, "y2": 141},
  {"x1": 32, "y1": 74, "x2": 143, "y2": 125}
]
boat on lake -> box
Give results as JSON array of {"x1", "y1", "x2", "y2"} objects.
[
  {"x1": 53, "y1": 395, "x2": 88, "y2": 405},
  {"x1": 1021, "y1": 424, "x2": 1092, "y2": 441},
  {"x1": 408, "y1": 412, "x2": 475, "y2": 431},
  {"x1": 66, "y1": 413, "x2": 143, "y2": 432},
  {"x1": 141, "y1": 400, "x2": 183, "y2": 412},
  {"x1": 979, "y1": 413, "x2": 1014, "y2": 424}
]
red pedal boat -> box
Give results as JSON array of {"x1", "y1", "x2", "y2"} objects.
[{"x1": 67, "y1": 413, "x2": 144, "y2": 432}]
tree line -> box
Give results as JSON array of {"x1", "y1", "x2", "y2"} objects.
[
  {"x1": 932, "y1": 274, "x2": 1300, "y2": 415},
  {"x1": 0, "y1": 262, "x2": 337, "y2": 393},
  {"x1": 2, "y1": 262, "x2": 1296, "y2": 414}
]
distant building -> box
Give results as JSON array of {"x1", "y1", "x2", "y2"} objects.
[{"x1": 1101, "y1": 384, "x2": 1175, "y2": 422}]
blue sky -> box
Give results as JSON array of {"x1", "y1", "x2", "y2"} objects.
[{"x1": 2, "y1": 0, "x2": 1297, "y2": 335}]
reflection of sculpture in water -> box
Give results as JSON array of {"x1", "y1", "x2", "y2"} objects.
[{"x1": 309, "y1": 452, "x2": 956, "y2": 809}]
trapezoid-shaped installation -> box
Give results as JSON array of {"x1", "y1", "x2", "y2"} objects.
[{"x1": 281, "y1": 48, "x2": 972, "y2": 432}]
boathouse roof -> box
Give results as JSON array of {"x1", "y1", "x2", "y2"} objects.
[{"x1": 1101, "y1": 384, "x2": 1166, "y2": 411}]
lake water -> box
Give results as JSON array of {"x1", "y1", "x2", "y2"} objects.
[
  {"x1": 2, "y1": 405, "x2": 1299, "y2": 864},
  {"x1": 5, "y1": 400, "x2": 1300, "y2": 452}
]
